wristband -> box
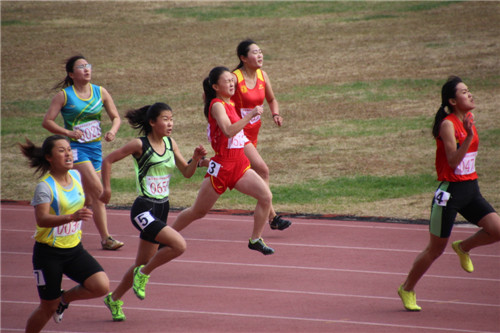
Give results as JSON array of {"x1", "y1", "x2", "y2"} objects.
[
  {"x1": 197, "y1": 156, "x2": 206, "y2": 167},
  {"x1": 272, "y1": 113, "x2": 280, "y2": 118}
]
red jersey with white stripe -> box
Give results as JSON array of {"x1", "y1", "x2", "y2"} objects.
[
  {"x1": 232, "y1": 68, "x2": 266, "y2": 145},
  {"x1": 435, "y1": 113, "x2": 479, "y2": 182},
  {"x1": 207, "y1": 98, "x2": 249, "y2": 159}
]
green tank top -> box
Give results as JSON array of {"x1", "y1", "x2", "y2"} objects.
[{"x1": 133, "y1": 136, "x2": 175, "y2": 200}]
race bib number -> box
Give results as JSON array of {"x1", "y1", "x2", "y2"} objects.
[
  {"x1": 207, "y1": 160, "x2": 222, "y2": 178},
  {"x1": 434, "y1": 189, "x2": 451, "y2": 207},
  {"x1": 53, "y1": 221, "x2": 82, "y2": 236},
  {"x1": 240, "y1": 107, "x2": 262, "y2": 124},
  {"x1": 133, "y1": 211, "x2": 156, "y2": 230},
  {"x1": 33, "y1": 269, "x2": 46, "y2": 287},
  {"x1": 72, "y1": 148, "x2": 79, "y2": 162},
  {"x1": 146, "y1": 175, "x2": 171, "y2": 196},
  {"x1": 74, "y1": 120, "x2": 101, "y2": 143},
  {"x1": 227, "y1": 130, "x2": 248, "y2": 149},
  {"x1": 454, "y1": 152, "x2": 477, "y2": 176}
]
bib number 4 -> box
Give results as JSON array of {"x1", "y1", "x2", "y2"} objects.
[{"x1": 434, "y1": 189, "x2": 451, "y2": 207}]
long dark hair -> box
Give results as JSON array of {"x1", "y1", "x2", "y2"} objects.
[
  {"x1": 432, "y1": 76, "x2": 463, "y2": 139},
  {"x1": 233, "y1": 39, "x2": 257, "y2": 71},
  {"x1": 202, "y1": 66, "x2": 230, "y2": 119},
  {"x1": 52, "y1": 54, "x2": 87, "y2": 91},
  {"x1": 19, "y1": 135, "x2": 69, "y2": 177},
  {"x1": 125, "y1": 102, "x2": 172, "y2": 135}
]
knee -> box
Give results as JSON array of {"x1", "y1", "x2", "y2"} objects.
[
  {"x1": 173, "y1": 238, "x2": 187, "y2": 256},
  {"x1": 480, "y1": 213, "x2": 500, "y2": 241},
  {"x1": 260, "y1": 188, "x2": 272, "y2": 206},
  {"x1": 426, "y1": 246, "x2": 446, "y2": 260},
  {"x1": 85, "y1": 273, "x2": 109, "y2": 297}
]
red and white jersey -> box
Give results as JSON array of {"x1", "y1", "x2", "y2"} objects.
[
  {"x1": 232, "y1": 68, "x2": 266, "y2": 145},
  {"x1": 435, "y1": 112, "x2": 479, "y2": 182},
  {"x1": 207, "y1": 98, "x2": 248, "y2": 159}
]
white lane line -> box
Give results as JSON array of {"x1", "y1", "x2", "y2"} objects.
[{"x1": 1, "y1": 300, "x2": 497, "y2": 333}]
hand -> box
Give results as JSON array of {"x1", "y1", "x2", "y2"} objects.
[
  {"x1": 69, "y1": 129, "x2": 83, "y2": 140},
  {"x1": 463, "y1": 112, "x2": 474, "y2": 136},
  {"x1": 252, "y1": 106, "x2": 264, "y2": 117},
  {"x1": 73, "y1": 207, "x2": 93, "y2": 222},
  {"x1": 104, "y1": 131, "x2": 116, "y2": 142},
  {"x1": 192, "y1": 145, "x2": 208, "y2": 166},
  {"x1": 272, "y1": 114, "x2": 283, "y2": 127},
  {"x1": 193, "y1": 145, "x2": 207, "y2": 158}
]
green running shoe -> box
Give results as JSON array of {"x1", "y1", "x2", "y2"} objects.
[
  {"x1": 104, "y1": 293, "x2": 126, "y2": 321},
  {"x1": 133, "y1": 265, "x2": 150, "y2": 300}
]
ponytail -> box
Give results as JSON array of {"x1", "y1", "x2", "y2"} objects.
[
  {"x1": 431, "y1": 75, "x2": 463, "y2": 138},
  {"x1": 52, "y1": 55, "x2": 86, "y2": 91},
  {"x1": 125, "y1": 103, "x2": 171, "y2": 135},
  {"x1": 203, "y1": 66, "x2": 230, "y2": 119},
  {"x1": 19, "y1": 135, "x2": 68, "y2": 177},
  {"x1": 432, "y1": 106, "x2": 449, "y2": 139}
]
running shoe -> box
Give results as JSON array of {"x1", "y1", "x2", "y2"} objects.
[
  {"x1": 248, "y1": 238, "x2": 275, "y2": 255},
  {"x1": 397, "y1": 285, "x2": 422, "y2": 311},
  {"x1": 102, "y1": 236, "x2": 124, "y2": 250},
  {"x1": 269, "y1": 215, "x2": 292, "y2": 230},
  {"x1": 452, "y1": 240, "x2": 474, "y2": 273},
  {"x1": 104, "y1": 293, "x2": 126, "y2": 322},
  {"x1": 133, "y1": 265, "x2": 150, "y2": 300},
  {"x1": 53, "y1": 299, "x2": 69, "y2": 323}
]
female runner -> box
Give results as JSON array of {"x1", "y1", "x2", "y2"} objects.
[
  {"x1": 21, "y1": 135, "x2": 109, "y2": 331},
  {"x1": 398, "y1": 76, "x2": 500, "y2": 311},
  {"x1": 42, "y1": 55, "x2": 123, "y2": 250},
  {"x1": 172, "y1": 66, "x2": 275, "y2": 255},
  {"x1": 232, "y1": 39, "x2": 291, "y2": 231},
  {"x1": 100, "y1": 102, "x2": 206, "y2": 321}
]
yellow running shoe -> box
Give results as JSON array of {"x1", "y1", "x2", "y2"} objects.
[
  {"x1": 452, "y1": 240, "x2": 474, "y2": 273},
  {"x1": 398, "y1": 285, "x2": 422, "y2": 311}
]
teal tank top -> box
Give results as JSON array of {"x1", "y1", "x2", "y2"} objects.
[
  {"x1": 134, "y1": 136, "x2": 175, "y2": 200},
  {"x1": 61, "y1": 84, "x2": 103, "y2": 143}
]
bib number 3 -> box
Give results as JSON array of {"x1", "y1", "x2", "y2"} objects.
[{"x1": 207, "y1": 160, "x2": 221, "y2": 178}]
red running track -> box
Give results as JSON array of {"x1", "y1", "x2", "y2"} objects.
[{"x1": 1, "y1": 203, "x2": 499, "y2": 332}]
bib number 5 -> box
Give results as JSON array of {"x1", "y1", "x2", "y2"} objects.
[{"x1": 133, "y1": 211, "x2": 156, "y2": 230}]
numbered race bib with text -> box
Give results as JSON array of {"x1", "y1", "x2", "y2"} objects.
[
  {"x1": 53, "y1": 221, "x2": 82, "y2": 237},
  {"x1": 227, "y1": 130, "x2": 248, "y2": 149},
  {"x1": 146, "y1": 175, "x2": 171, "y2": 197},
  {"x1": 74, "y1": 120, "x2": 101, "y2": 143},
  {"x1": 454, "y1": 152, "x2": 477, "y2": 176},
  {"x1": 240, "y1": 107, "x2": 262, "y2": 124}
]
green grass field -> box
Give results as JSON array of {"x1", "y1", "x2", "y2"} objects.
[{"x1": 2, "y1": 1, "x2": 499, "y2": 221}]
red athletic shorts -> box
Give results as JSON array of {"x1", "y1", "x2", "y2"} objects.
[{"x1": 205, "y1": 155, "x2": 251, "y2": 195}]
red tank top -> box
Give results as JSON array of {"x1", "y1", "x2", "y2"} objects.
[
  {"x1": 207, "y1": 98, "x2": 248, "y2": 159},
  {"x1": 435, "y1": 113, "x2": 479, "y2": 182},
  {"x1": 232, "y1": 68, "x2": 266, "y2": 144}
]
